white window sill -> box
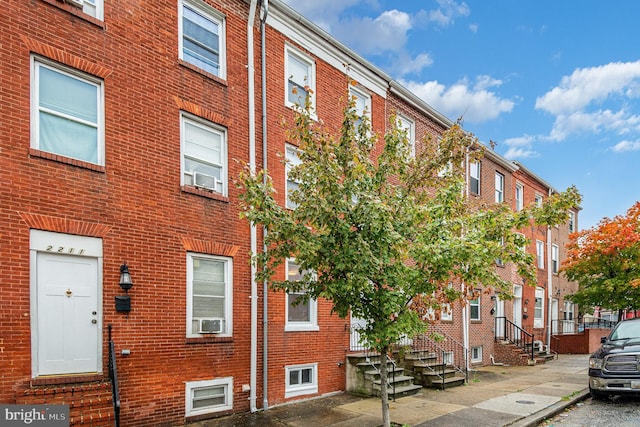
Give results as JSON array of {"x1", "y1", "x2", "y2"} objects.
[{"x1": 284, "y1": 324, "x2": 319, "y2": 332}]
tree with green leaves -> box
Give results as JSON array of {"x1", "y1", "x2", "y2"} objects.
[
  {"x1": 238, "y1": 92, "x2": 581, "y2": 427},
  {"x1": 564, "y1": 201, "x2": 640, "y2": 319}
]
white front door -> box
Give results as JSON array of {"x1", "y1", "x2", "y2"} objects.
[
  {"x1": 513, "y1": 285, "x2": 523, "y2": 340},
  {"x1": 31, "y1": 231, "x2": 102, "y2": 377},
  {"x1": 551, "y1": 298, "x2": 559, "y2": 334},
  {"x1": 495, "y1": 296, "x2": 505, "y2": 339}
]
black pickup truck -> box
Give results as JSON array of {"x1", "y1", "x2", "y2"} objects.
[{"x1": 589, "y1": 318, "x2": 640, "y2": 399}]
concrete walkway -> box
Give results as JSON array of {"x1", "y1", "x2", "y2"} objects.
[{"x1": 188, "y1": 354, "x2": 590, "y2": 427}]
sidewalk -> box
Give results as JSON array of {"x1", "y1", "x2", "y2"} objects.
[{"x1": 188, "y1": 354, "x2": 590, "y2": 427}]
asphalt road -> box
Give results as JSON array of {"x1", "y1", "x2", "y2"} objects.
[{"x1": 540, "y1": 395, "x2": 640, "y2": 427}]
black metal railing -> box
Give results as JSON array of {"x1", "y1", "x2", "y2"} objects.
[
  {"x1": 108, "y1": 325, "x2": 121, "y2": 427},
  {"x1": 551, "y1": 318, "x2": 617, "y2": 335},
  {"x1": 494, "y1": 316, "x2": 534, "y2": 361},
  {"x1": 409, "y1": 326, "x2": 469, "y2": 388}
]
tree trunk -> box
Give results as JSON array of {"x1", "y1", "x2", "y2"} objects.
[{"x1": 379, "y1": 346, "x2": 391, "y2": 427}]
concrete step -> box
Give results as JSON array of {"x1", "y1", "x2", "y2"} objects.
[{"x1": 424, "y1": 375, "x2": 466, "y2": 390}]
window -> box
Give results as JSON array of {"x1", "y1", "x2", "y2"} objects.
[
  {"x1": 563, "y1": 301, "x2": 574, "y2": 321},
  {"x1": 496, "y1": 236, "x2": 505, "y2": 266},
  {"x1": 185, "y1": 377, "x2": 233, "y2": 416},
  {"x1": 31, "y1": 58, "x2": 104, "y2": 166},
  {"x1": 179, "y1": 0, "x2": 226, "y2": 78},
  {"x1": 186, "y1": 253, "x2": 232, "y2": 337},
  {"x1": 285, "y1": 46, "x2": 315, "y2": 109},
  {"x1": 469, "y1": 162, "x2": 481, "y2": 195},
  {"x1": 535, "y1": 194, "x2": 543, "y2": 207},
  {"x1": 569, "y1": 211, "x2": 575, "y2": 233},
  {"x1": 515, "y1": 183, "x2": 524, "y2": 211},
  {"x1": 396, "y1": 114, "x2": 415, "y2": 158},
  {"x1": 471, "y1": 346, "x2": 483, "y2": 363},
  {"x1": 82, "y1": 0, "x2": 103, "y2": 20},
  {"x1": 181, "y1": 114, "x2": 227, "y2": 195},
  {"x1": 285, "y1": 363, "x2": 318, "y2": 398},
  {"x1": 286, "y1": 144, "x2": 302, "y2": 209},
  {"x1": 470, "y1": 298, "x2": 480, "y2": 321},
  {"x1": 536, "y1": 240, "x2": 545, "y2": 269},
  {"x1": 349, "y1": 85, "x2": 371, "y2": 130},
  {"x1": 534, "y1": 287, "x2": 544, "y2": 328},
  {"x1": 552, "y1": 244, "x2": 559, "y2": 274},
  {"x1": 285, "y1": 259, "x2": 318, "y2": 331},
  {"x1": 494, "y1": 172, "x2": 504, "y2": 203},
  {"x1": 443, "y1": 351, "x2": 454, "y2": 365}
]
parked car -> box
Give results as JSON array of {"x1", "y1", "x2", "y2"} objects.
[{"x1": 589, "y1": 318, "x2": 640, "y2": 399}]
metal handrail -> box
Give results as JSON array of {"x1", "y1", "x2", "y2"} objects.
[
  {"x1": 494, "y1": 316, "x2": 534, "y2": 361},
  {"x1": 550, "y1": 319, "x2": 616, "y2": 335},
  {"x1": 108, "y1": 325, "x2": 121, "y2": 427},
  {"x1": 408, "y1": 328, "x2": 469, "y2": 387}
]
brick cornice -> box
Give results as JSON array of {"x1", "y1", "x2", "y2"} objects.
[
  {"x1": 18, "y1": 212, "x2": 112, "y2": 238},
  {"x1": 179, "y1": 237, "x2": 239, "y2": 257},
  {"x1": 173, "y1": 96, "x2": 233, "y2": 128}
]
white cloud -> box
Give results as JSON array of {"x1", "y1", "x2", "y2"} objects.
[
  {"x1": 502, "y1": 135, "x2": 539, "y2": 159},
  {"x1": 334, "y1": 10, "x2": 412, "y2": 55},
  {"x1": 469, "y1": 23, "x2": 478, "y2": 33},
  {"x1": 612, "y1": 140, "x2": 640, "y2": 152},
  {"x1": 399, "y1": 76, "x2": 515, "y2": 123},
  {"x1": 427, "y1": 0, "x2": 470, "y2": 27},
  {"x1": 536, "y1": 61, "x2": 640, "y2": 115}
]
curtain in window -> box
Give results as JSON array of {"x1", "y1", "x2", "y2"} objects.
[
  {"x1": 287, "y1": 54, "x2": 309, "y2": 104},
  {"x1": 192, "y1": 258, "x2": 225, "y2": 319},
  {"x1": 184, "y1": 121, "x2": 223, "y2": 184},
  {"x1": 183, "y1": 5, "x2": 220, "y2": 75}
]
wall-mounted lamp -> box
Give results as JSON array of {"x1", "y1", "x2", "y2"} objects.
[
  {"x1": 119, "y1": 263, "x2": 133, "y2": 292},
  {"x1": 525, "y1": 298, "x2": 529, "y2": 305},
  {"x1": 490, "y1": 295, "x2": 497, "y2": 301},
  {"x1": 116, "y1": 262, "x2": 133, "y2": 313}
]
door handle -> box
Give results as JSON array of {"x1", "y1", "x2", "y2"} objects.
[{"x1": 91, "y1": 319, "x2": 97, "y2": 324}]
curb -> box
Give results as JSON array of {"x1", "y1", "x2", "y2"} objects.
[{"x1": 507, "y1": 388, "x2": 591, "y2": 427}]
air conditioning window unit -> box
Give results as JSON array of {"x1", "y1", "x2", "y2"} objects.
[
  {"x1": 193, "y1": 171, "x2": 221, "y2": 192},
  {"x1": 198, "y1": 318, "x2": 224, "y2": 334}
]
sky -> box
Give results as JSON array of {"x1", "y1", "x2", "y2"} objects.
[{"x1": 281, "y1": 0, "x2": 640, "y2": 230}]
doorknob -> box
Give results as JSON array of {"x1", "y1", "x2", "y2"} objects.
[{"x1": 65, "y1": 289, "x2": 72, "y2": 297}]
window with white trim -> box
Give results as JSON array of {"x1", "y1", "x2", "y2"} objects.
[
  {"x1": 496, "y1": 236, "x2": 505, "y2": 266},
  {"x1": 186, "y1": 253, "x2": 232, "y2": 337},
  {"x1": 469, "y1": 162, "x2": 481, "y2": 195},
  {"x1": 534, "y1": 287, "x2": 544, "y2": 328},
  {"x1": 443, "y1": 351, "x2": 454, "y2": 365},
  {"x1": 470, "y1": 297, "x2": 480, "y2": 321},
  {"x1": 471, "y1": 346, "x2": 483, "y2": 363},
  {"x1": 349, "y1": 85, "x2": 371, "y2": 130},
  {"x1": 285, "y1": 363, "x2": 318, "y2": 398},
  {"x1": 179, "y1": 0, "x2": 226, "y2": 78},
  {"x1": 440, "y1": 303, "x2": 452, "y2": 321},
  {"x1": 515, "y1": 183, "x2": 524, "y2": 211},
  {"x1": 285, "y1": 144, "x2": 302, "y2": 209},
  {"x1": 568, "y1": 211, "x2": 575, "y2": 233},
  {"x1": 534, "y1": 194, "x2": 543, "y2": 207},
  {"x1": 396, "y1": 114, "x2": 415, "y2": 158},
  {"x1": 536, "y1": 240, "x2": 545, "y2": 269},
  {"x1": 285, "y1": 46, "x2": 315, "y2": 109},
  {"x1": 181, "y1": 113, "x2": 228, "y2": 195},
  {"x1": 285, "y1": 258, "x2": 318, "y2": 331},
  {"x1": 495, "y1": 172, "x2": 504, "y2": 203},
  {"x1": 563, "y1": 301, "x2": 574, "y2": 321},
  {"x1": 185, "y1": 377, "x2": 233, "y2": 417},
  {"x1": 552, "y1": 244, "x2": 559, "y2": 274},
  {"x1": 81, "y1": 0, "x2": 103, "y2": 20},
  {"x1": 31, "y1": 57, "x2": 104, "y2": 166}
]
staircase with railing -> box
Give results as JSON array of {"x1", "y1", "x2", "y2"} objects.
[{"x1": 494, "y1": 316, "x2": 535, "y2": 364}]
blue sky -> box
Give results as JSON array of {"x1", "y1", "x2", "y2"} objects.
[{"x1": 281, "y1": 0, "x2": 640, "y2": 229}]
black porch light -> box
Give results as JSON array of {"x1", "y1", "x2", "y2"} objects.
[{"x1": 119, "y1": 263, "x2": 133, "y2": 292}]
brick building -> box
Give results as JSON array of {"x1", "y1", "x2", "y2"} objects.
[{"x1": 0, "y1": 0, "x2": 578, "y2": 425}]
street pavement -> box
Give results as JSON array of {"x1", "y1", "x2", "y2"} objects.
[{"x1": 187, "y1": 354, "x2": 590, "y2": 427}]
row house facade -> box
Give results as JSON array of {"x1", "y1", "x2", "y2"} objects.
[{"x1": 0, "y1": 0, "x2": 578, "y2": 425}]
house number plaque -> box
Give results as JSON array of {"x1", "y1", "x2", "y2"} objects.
[{"x1": 46, "y1": 245, "x2": 86, "y2": 255}]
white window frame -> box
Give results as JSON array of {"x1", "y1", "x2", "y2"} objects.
[
  {"x1": 185, "y1": 377, "x2": 233, "y2": 417},
  {"x1": 178, "y1": 0, "x2": 226, "y2": 79},
  {"x1": 285, "y1": 258, "x2": 318, "y2": 332},
  {"x1": 469, "y1": 161, "x2": 481, "y2": 195},
  {"x1": 31, "y1": 57, "x2": 104, "y2": 166},
  {"x1": 563, "y1": 301, "x2": 574, "y2": 321},
  {"x1": 285, "y1": 144, "x2": 302, "y2": 209},
  {"x1": 440, "y1": 303, "x2": 452, "y2": 321},
  {"x1": 534, "y1": 194, "x2": 543, "y2": 207},
  {"x1": 534, "y1": 287, "x2": 544, "y2": 328},
  {"x1": 285, "y1": 363, "x2": 318, "y2": 398},
  {"x1": 285, "y1": 45, "x2": 315, "y2": 110},
  {"x1": 396, "y1": 114, "x2": 415, "y2": 158},
  {"x1": 470, "y1": 297, "x2": 480, "y2": 321},
  {"x1": 181, "y1": 113, "x2": 228, "y2": 196},
  {"x1": 494, "y1": 172, "x2": 504, "y2": 203},
  {"x1": 186, "y1": 253, "x2": 233, "y2": 337},
  {"x1": 515, "y1": 183, "x2": 524, "y2": 211},
  {"x1": 536, "y1": 240, "x2": 545, "y2": 269},
  {"x1": 81, "y1": 0, "x2": 104, "y2": 20},
  {"x1": 471, "y1": 346, "x2": 483, "y2": 363},
  {"x1": 568, "y1": 211, "x2": 575, "y2": 233},
  {"x1": 443, "y1": 351, "x2": 454, "y2": 365},
  {"x1": 552, "y1": 244, "x2": 559, "y2": 274},
  {"x1": 349, "y1": 85, "x2": 371, "y2": 129}
]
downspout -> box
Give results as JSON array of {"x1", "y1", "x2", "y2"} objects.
[
  {"x1": 546, "y1": 189, "x2": 553, "y2": 352},
  {"x1": 247, "y1": 0, "x2": 258, "y2": 413},
  {"x1": 462, "y1": 151, "x2": 469, "y2": 371},
  {"x1": 260, "y1": 0, "x2": 270, "y2": 411}
]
